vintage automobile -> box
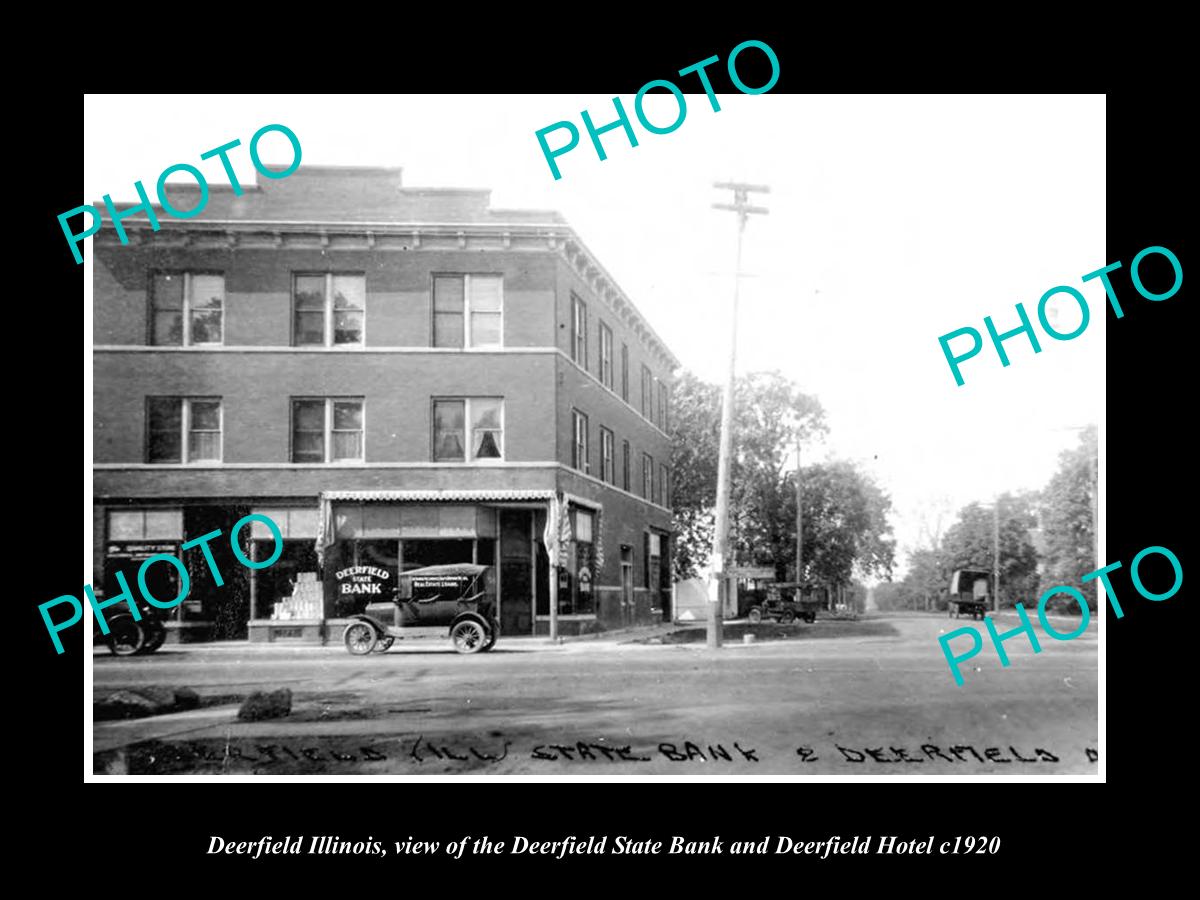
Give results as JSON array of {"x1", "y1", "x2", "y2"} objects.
[
  {"x1": 97, "y1": 604, "x2": 168, "y2": 656},
  {"x1": 342, "y1": 563, "x2": 499, "y2": 655},
  {"x1": 741, "y1": 582, "x2": 819, "y2": 625},
  {"x1": 948, "y1": 568, "x2": 993, "y2": 620}
]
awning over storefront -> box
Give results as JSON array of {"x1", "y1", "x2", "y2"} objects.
[
  {"x1": 322, "y1": 489, "x2": 557, "y2": 503},
  {"x1": 316, "y1": 489, "x2": 559, "y2": 565}
]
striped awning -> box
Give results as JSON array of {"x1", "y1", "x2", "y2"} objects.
[{"x1": 320, "y1": 489, "x2": 556, "y2": 503}]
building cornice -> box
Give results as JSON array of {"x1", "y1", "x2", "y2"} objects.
[{"x1": 558, "y1": 235, "x2": 681, "y2": 371}]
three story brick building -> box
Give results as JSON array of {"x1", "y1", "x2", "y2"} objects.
[{"x1": 92, "y1": 166, "x2": 678, "y2": 642}]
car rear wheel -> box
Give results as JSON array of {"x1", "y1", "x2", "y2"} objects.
[
  {"x1": 477, "y1": 624, "x2": 496, "y2": 652},
  {"x1": 780, "y1": 609, "x2": 797, "y2": 625},
  {"x1": 451, "y1": 620, "x2": 487, "y2": 654},
  {"x1": 140, "y1": 619, "x2": 167, "y2": 653},
  {"x1": 747, "y1": 607, "x2": 763, "y2": 624},
  {"x1": 344, "y1": 622, "x2": 378, "y2": 656},
  {"x1": 107, "y1": 615, "x2": 145, "y2": 656}
]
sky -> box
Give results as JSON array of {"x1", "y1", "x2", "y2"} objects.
[{"x1": 84, "y1": 94, "x2": 1105, "y2": 576}]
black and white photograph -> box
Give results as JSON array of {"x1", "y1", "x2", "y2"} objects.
[{"x1": 75, "y1": 89, "x2": 1118, "y2": 779}]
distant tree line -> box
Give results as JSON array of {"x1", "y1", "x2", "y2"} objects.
[{"x1": 873, "y1": 426, "x2": 1097, "y2": 614}]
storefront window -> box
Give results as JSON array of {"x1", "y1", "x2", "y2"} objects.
[
  {"x1": 401, "y1": 539, "x2": 475, "y2": 571},
  {"x1": 328, "y1": 539, "x2": 399, "y2": 617},
  {"x1": 562, "y1": 508, "x2": 595, "y2": 616},
  {"x1": 255, "y1": 541, "x2": 320, "y2": 620}
]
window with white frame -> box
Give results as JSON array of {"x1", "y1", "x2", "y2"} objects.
[
  {"x1": 658, "y1": 380, "x2": 669, "y2": 431},
  {"x1": 599, "y1": 322, "x2": 613, "y2": 388},
  {"x1": 622, "y1": 440, "x2": 631, "y2": 491},
  {"x1": 571, "y1": 294, "x2": 588, "y2": 367},
  {"x1": 642, "y1": 452, "x2": 654, "y2": 500},
  {"x1": 600, "y1": 427, "x2": 614, "y2": 484},
  {"x1": 433, "y1": 275, "x2": 503, "y2": 348},
  {"x1": 293, "y1": 273, "x2": 366, "y2": 346},
  {"x1": 572, "y1": 409, "x2": 589, "y2": 473},
  {"x1": 433, "y1": 398, "x2": 504, "y2": 461},
  {"x1": 660, "y1": 463, "x2": 670, "y2": 506},
  {"x1": 147, "y1": 397, "x2": 222, "y2": 463},
  {"x1": 150, "y1": 272, "x2": 224, "y2": 346},
  {"x1": 291, "y1": 398, "x2": 364, "y2": 463}
]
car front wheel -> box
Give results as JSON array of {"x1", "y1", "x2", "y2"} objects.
[
  {"x1": 451, "y1": 620, "x2": 487, "y2": 654},
  {"x1": 344, "y1": 622, "x2": 378, "y2": 656},
  {"x1": 107, "y1": 615, "x2": 145, "y2": 656}
]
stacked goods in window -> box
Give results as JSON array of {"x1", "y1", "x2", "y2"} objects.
[{"x1": 272, "y1": 572, "x2": 323, "y2": 620}]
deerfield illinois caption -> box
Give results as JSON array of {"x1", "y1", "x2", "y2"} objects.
[{"x1": 210, "y1": 834, "x2": 1000, "y2": 859}]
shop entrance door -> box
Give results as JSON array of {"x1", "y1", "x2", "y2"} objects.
[
  {"x1": 499, "y1": 510, "x2": 533, "y2": 635},
  {"x1": 620, "y1": 545, "x2": 634, "y2": 627}
]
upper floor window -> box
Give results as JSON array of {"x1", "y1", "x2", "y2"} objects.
[
  {"x1": 600, "y1": 427, "x2": 615, "y2": 484},
  {"x1": 294, "y1": 273, "x2": 365, "y2": 346},
  {"x1": 433, "y1": 398, "x2": 504, "y2": 461},
  {"x1": 150, "y1": 272, "x2": 224, "y2": 346},
  {"x1": 660, "y1": 463, "x2": 670, "y2": 506},
  {"x1": 599, "y1": 322, "x2": 613, "y2": 389},
  {"x1": 572, "y1": 409, "x2": 589, "y2": 473},
  {"x1": 641, "y1": 365, "x2": 653, "y2": 421},
  {"x1": 147, "y1": 397, "x2": 222, "y2": 463},
  {"x1": 642, "y1": 453, "x2": 654, "y2": 500},
  {"x1": 433, "y1": 275, "x2": 503, "y2": 349},
  {"x1": 622, "y1": 440, "x2": 631, "y2": 492},
  {"x1": 571, "y1": 295, "x2": 588, "y2": 367},
  {"x1": 292, "y1": 398, "x2": 364, "y2": 463},
  {"x1": 621, "y1": 343, "x2": 629, "y2": 403},
  {"x1": 658, "y1": 381, "x2": 669, "y2": 431}
]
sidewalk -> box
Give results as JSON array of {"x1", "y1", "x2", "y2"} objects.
[{"x1": 91, "y1": 621, "x2": 684, "y2": 655}]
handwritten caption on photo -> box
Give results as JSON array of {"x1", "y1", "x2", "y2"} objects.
[{"x1": 126, "y1": 735, "x2": 1097, "y2": 770}]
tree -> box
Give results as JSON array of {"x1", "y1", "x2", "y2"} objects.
[
  {"x1": 940, "y1": 493, "x2": 1039, "y2": 608},
  {"x1": 905, "y1": 546, "x2": 952, "y2": 611},
  {"x1": 754, "y1": 460, "x2": 895, "y2": 587},
  {"x1": 669, "y1": 369, "x2": 825, "y2": 579},
  {"x1": 668, "y1": 370, "x2": 722, "y2": 579},
  {"x1": 1038, "y1": 425, "x2": 1097, "y2": 609}
]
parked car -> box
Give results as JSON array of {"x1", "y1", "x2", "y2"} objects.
[
  {"x1": 948, "y1": 568, "x2": 992, "y2": 620},
  {"x1": 96, "y1": 603, "x2": 167, "y2": 656},
  {"x1": 741, "y1": 582, "x2": 819, "y2": 625},
  {"x1": 342, "y1": 563, "x2": 499, "y2": 655}
]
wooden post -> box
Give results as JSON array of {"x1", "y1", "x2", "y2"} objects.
[
  {"x1": 795, "y1": 438, "x2": 803, "y2": 584},
  {"x1": 530, "y1": 513, "x2": 537, "y2": 636},
  {"x1": 709, "y1": 181, "x2": 769, "y2": 649},
  {"x1": 548, "y1": 498, "x2": 559, "y2": 642},
  {"x1": 248, "y1": 539, "x2": 258, "y2": 621},
  {"x1": 993, "y1": 500, "x2": 1001, "y2": 613}
]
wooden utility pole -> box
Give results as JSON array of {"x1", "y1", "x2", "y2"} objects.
[
  {"x1": 795, "y1": 437, "x2": 803, "y2": 585},
  {"x1": 709, "y1": 181, "x2": 769, "y2": 649},
  {"x1": 992, "y1": 499, "x2": 1000, "y2": 613}
]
